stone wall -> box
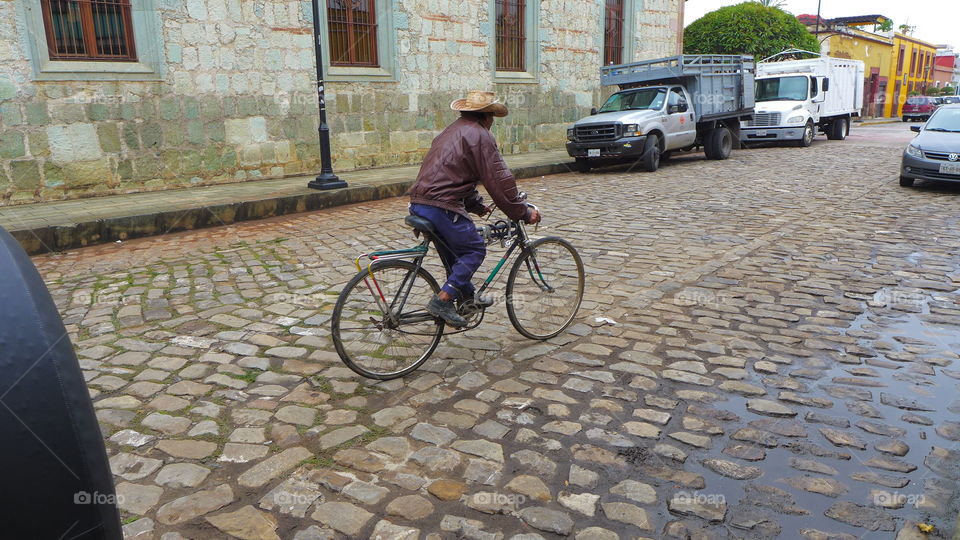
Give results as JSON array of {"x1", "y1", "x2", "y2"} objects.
[{"x1": 0, "y1": 0, "x2": 682, "y2": 205}]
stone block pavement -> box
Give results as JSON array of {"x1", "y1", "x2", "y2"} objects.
[
  {"x1": 0, "y1": 150, "x2": 572, "y2": 255},
  {"x1": 24, "y1": 124, "x2": 960, "y2": 539}
]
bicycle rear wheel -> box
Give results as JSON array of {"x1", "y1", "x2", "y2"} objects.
[
  {"x1": 506, "y1": 237, "x2": 585, "y2": 340},
  {"x1": 331, "y1": 260, "x2": 444, "y2": 380}
]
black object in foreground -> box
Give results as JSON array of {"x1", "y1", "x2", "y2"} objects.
[{"x1": 0, "y1": 227, "x2": 121, "y2": 539}]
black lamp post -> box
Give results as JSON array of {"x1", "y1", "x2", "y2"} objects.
[{"x1": 307, "y1": 0, "x2": 347, "y2": 190}]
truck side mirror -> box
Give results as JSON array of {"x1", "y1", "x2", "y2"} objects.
[
  {"x1": 590, "y1": 107, "x2": 598, "y2": 115},
  {"x1": 678, "y1": 99, "x2": 688, "y2": 113},
  {"x1": 822, "y1": 78, "x2": 830, "y2": 92}
]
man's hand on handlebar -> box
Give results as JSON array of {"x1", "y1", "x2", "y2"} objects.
[{"x1": 525, "y1": 207, "x2": 541, "y2": 225}]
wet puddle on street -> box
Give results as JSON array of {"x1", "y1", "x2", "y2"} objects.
[{"x1": 627, "y1": 284, "x2": 960, "y2": 538}]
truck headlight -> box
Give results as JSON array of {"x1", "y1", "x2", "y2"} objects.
[
  {"x1": 567, "y1": 128, "x2": 575, "y2": 141},
  {"x1": 623, "y1": 124, "x2": 641, "y2": 137},
  {"x1": 905, "y1": 144, "x2": 923, "y2": 158},
  {"x1": 786, "y1": 116, "x2": 805, "y2": 124}
]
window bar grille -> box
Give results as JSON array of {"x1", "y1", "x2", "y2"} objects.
[
  {"x1": 496, "y1": 0, "x2": 525, "y2": 72},
  {"x1": 328, "y1": 0, "x2": 378, "y2": 67},
  {"x1": 604, "y1": 0, "x2": 624, "y2": 65},
  {"x1": 42, "y1": 0, "x2": 136, "y2": 61}
]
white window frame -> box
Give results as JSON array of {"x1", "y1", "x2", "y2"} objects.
[
  {"x1": 490, "y1": 0, "x2": 540, "y2": 84},
  {"x1": 17, "y1": 0, "x2": 166, "y2": 81},
  {"x1": 318, "y1": 0, "x2": 397, "y2": 82}
]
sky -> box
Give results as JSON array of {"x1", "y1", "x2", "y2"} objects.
[{"x1": 683, "y1": 0, "x2": 957, "y2": 49}]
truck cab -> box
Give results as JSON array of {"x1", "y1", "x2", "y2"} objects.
[
  {"x1": 741, "y1": 51, "x2": 864, "y2": 147},
  {"x1": 566, "y1": 86, "x2": 697, "y2": 166},
  {"x1": 746, "y1": 73, "x2": 828, "y2": 146}
]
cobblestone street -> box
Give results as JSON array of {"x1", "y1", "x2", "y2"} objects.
[{"x1": 33, "y1": 124, "x2": 960, "y2": 539}]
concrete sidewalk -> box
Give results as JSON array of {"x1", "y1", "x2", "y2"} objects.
[{"x1": 0, "y1": 150, "x2": 574, "y2": 255}]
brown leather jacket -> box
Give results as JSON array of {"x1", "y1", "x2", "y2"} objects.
[{"x1": 409, "y1": 116, "x2": 530, "y2": 222}]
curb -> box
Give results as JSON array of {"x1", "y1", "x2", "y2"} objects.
[{"x1": 8, "y1": 161, "x2": 575, "y2": 256}]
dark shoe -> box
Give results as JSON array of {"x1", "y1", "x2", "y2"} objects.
[{"x1": 426, "y1": 296, "x2": 469, "y2": 328}]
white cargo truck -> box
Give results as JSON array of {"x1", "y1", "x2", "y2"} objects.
[{"x1": 741, "y1": 50, "x2": 864, "y2": 147}]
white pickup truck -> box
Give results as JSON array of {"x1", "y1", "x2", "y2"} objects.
[
  {"x1": 566, "y1": 55, "x2": 755, "y2": 172},
  {"x1": 741, "y1": 50, "x2": 864, "y2": 147}
]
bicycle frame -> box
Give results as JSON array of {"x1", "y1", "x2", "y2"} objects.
[{"x1": 353, "y1": 220, "x2": 556, "y2": 329}]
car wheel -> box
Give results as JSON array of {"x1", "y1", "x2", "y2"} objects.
[
  {"x1": 797, "y1": 122, "x2": 815, "y2": 147},
  {"x1": 638, "y1": 135, "x2": 660, "y2": 172},
  {"x1": 660, "y1": 151, "x2": 672, "y2": 161},
  {"x1": 902, "y1": 116, "x2": 909, "y2": 122},
  {"x1": 899, "y1": 175, "x2": 914, "y2": 187},
  {"x1": 574, "y1": 158, "x2": 591, "y2": 173}
]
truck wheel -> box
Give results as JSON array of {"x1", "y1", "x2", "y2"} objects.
[
  {"x1": 705, "y1": 128, "x2": 733, "y2": 160},
  {"x1": 827, "y1": 118, "x2": 848, "y2": 141},
  {"x1": 574, "y1": 158, "x2": 591, "y2": 173},
  {"x1": 797, "y1": 122, "x2": 815, "y2": 147},
  {"x1": 638, "y1": 136, "x2": 660, "y2": 172}
]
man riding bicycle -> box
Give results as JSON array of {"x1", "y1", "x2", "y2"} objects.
[{"x1": 408, "y1": 90, "x2": 541, "y2": 328}]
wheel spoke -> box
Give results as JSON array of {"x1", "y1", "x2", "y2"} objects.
[
  {"x1": 332, "y1": 262, "x2": 442, "y2": 379},
  {"x1": 507, "y1": 238, "x2": 584, "y2": 340}
]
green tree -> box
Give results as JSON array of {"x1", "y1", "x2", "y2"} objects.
[
  {"x1": 754, "y1": 0, "x2": 787, "y2": 7},
  {"x1": 943, "y1": 86, "x2": 957, "y2": 96},
  {"x1": 877, "y1": 19, "x2": 894, "y2": 32},
  {"x1": 684, "y1": 3, "x2": 821, "y2": 60}
]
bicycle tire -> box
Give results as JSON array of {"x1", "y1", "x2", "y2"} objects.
[
  {"x1": 331, "y1": 260, "x2": 444, "y2": 380},
  {"x1": 506, "y1": 237, "x2": 585, "y2": 340}
]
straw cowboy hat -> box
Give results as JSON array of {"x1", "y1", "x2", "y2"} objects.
[{"x1": 450, "y1": 90, "x2": 508, "y2": 117}]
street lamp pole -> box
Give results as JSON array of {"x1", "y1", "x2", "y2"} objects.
[{"x1": 307, "y1": 0, "x2": 347, "y2": 190}]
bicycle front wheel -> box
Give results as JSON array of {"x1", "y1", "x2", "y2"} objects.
[
  {"x1": 506, "y1": 237, "x2": 585, "y2": 340},
  {"x1": 331, "y1": 260, "x2": 444, "y2": 380}
]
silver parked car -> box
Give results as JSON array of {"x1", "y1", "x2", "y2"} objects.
[{"x1": 900, "y1": 104, "x2": 960, "y2": 187}]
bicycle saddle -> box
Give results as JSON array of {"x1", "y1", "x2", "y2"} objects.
[{"x1": 404, "y1": 215, "x2": 439, "y2": 237}]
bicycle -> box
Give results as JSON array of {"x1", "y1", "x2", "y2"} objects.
[{"x1": 330, "y1": 203, "x2": 585, "y2": 380}]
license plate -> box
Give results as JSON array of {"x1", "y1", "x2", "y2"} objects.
[
  {"x1": 587, "y1": 148, "x2": 601, "y2": 158},
  {"x1": 756, "y1": 130, "x2": 767, "y2": 137},
  {"x1": 940, "y1": 162, "x2": 960, "y2": 175}
]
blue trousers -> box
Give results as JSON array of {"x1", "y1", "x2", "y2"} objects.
[{"x1": 410, "y1": 203, "x2": 486, "y2": 300}]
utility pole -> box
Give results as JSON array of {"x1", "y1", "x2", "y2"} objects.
[
  {"x1": 307, "y1": 0, "x2": 347, "y2": 190},
  {"x1": 814, "y1": 0, "x2": 823, "y2": 42}
]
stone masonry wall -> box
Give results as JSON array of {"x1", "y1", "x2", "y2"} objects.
[{"x1": 0, "y1": 0, "x2": 682, "y2": 205}]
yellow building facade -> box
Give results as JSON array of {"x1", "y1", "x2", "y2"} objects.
[
  {"x1": 803, "y1": 15, "x2": 940, "y2": 118},
  {"x1": 883, "y1": 34, "x2": 939, "y2": 117},
  {"x1": 820, "y1": 27, "x2": 893, "y2": 117}
]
